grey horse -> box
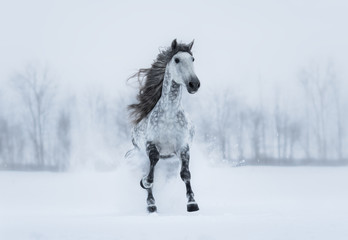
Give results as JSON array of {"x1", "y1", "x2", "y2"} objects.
[{"x1": 127, "y1": 39, "x2": 200, "y2": 213}]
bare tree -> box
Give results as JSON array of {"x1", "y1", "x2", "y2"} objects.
[
  {"x1": 0, "y1": 117, "x2": 26, "y2": 169},
  {"x1": 299, "y1": 61, "x2": 342, "y2": 161},
  {"x1": 249, "y1": 109, "x2": 263, "y2": 162},
  {"x1": 299, "y1": 64, "x2": 326, "y2": 160},
  {"x1": 326, "y1": 63, "x2": 343, "y2": 159},
  {"x1": 213, "y1": 91, "x2": 235, "y2": 160},
  {"x1": 237, "y1": 111, "x2": 245, "y2": 162},
  {"x1": 55, "y1": 109, "x2": 71, "y2": 171},
  {"x1": 274, "y1": 103, "x2": 282, "y2": 160},
  {"x1": 288, "y1": 121, "x2": 301, "y2": 159},
  {"x1": 11, "y1": 63, "x2": 56, "y2": 167},
  {"x1": 274, "y1": 99, "x2": 296, "y2": 161},
  {"x1": 0, "y1": 117, "x2": 7, "y2": 166}
]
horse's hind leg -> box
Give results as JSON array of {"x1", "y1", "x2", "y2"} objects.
[
  {"x1": 140, "y1": 142, "x2": 159, "y2": 213},
  {"x1": 179, "y1": 145, "x2": 199, "y2": 212}
]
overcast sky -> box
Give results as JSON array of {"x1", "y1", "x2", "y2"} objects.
[{"x1": 0, "y1": 0, "x2": 347, "y2": 105}]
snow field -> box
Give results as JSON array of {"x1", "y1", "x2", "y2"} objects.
[{"x1": 1, "y1": 157, "x2": 348, "y2": 240}]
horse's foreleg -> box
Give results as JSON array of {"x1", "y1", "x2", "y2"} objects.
[
  {"x1": 179, "y1": 145, "x2": 199, "y2": 212},
  {"x1": 140, "y1": 141, "x2": 159, "y2": 213}
]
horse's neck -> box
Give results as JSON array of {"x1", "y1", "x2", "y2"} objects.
[{"x1": 158, "y1": 69, "x2": 182, "y2": 111}]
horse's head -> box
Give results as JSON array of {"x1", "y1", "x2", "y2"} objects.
[{"x1": 168, "y1": 39, "x2": 200, "y2": 94}]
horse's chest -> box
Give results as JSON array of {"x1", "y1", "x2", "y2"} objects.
[{"x1": 148, "y1": 110, "x2": 189, "y2": 153}]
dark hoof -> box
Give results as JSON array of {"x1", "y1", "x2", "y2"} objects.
[
  {"x1": 147, "y1": 205, "x2": 157, "y2": 213},
  {"x1": 187, "y1": 202, "x2": 199, "y2": 212}
]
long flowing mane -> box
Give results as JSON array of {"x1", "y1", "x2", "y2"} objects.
[{"x1": 128, "y1": 41, "x2": 193, "y2": 125}]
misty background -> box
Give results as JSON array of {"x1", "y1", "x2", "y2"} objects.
[{"x1": 0, "y1": 0, "x2": 347, "y2": 171}]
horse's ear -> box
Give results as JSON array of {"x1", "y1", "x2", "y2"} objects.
[
  {"x1": 171, "y1": 39, "x2": 177, "y2": 50},
  {"x1": 188, "y1": 39, "x2": 194, "y2": 50}
]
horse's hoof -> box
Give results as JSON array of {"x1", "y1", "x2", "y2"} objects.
[
  {"x1": 140, "y1": 178, "x2": 152, "y2": 189},
  {"x1": 147, "y1": 204, "x2": 157, "y2": 213},
  {"x1": 187, "y1": 202, "x2": 199, "y2": 212}
]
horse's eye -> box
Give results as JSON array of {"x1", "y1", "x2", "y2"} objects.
[
  {"x1": 192, "y1": 57, "x2": 195, "y2": 62},
  {"x1": 175, "y1": 58, "x2": 180, "y2": 63}
]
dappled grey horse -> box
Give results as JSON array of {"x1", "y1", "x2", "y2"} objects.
[{"x1": 127, "y1": 39, "x2": 200, "y2": 213}]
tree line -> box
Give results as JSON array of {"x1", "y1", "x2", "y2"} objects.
[
  {"x1": 0, "y1": 61, "x2": 346, "y2": 171},
  {"x1": 195, "y1": 61, "x2": 346, "y2": 166}
]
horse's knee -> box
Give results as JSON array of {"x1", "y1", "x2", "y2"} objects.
[
  {"x1": 179, "y1": 145, "x2": 191, "y2": 182},
  {"x1": 180, "y1": 168, "x2": 191, "y2": 182}
]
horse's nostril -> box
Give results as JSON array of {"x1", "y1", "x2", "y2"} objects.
[
  {"x1": 189, "y1": 82, "x2": 194, "y2": 89},
  {"x1": 197, "y1": 82, "x2": 200, "y2": 88}
]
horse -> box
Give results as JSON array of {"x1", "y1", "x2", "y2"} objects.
[{"x1": 127, "y1": 39, "x2": 200, "y2": 213}]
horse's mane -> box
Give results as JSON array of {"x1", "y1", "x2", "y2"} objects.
[{"x1": 128, "y1": 40, "x2": 193, "y2": 125}]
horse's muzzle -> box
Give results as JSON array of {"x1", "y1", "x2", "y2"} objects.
[{"x1": 186, "y1": 77, "x2": 200, "y2": 94}]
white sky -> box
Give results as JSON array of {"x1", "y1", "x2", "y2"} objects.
[{"x1": 0, "y1": 0, "x2": 347, "y2": 105}]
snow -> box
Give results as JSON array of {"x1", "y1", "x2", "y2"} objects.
[{"x1": 1, "y1": 160, "x2": 348, "y2": 240}]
